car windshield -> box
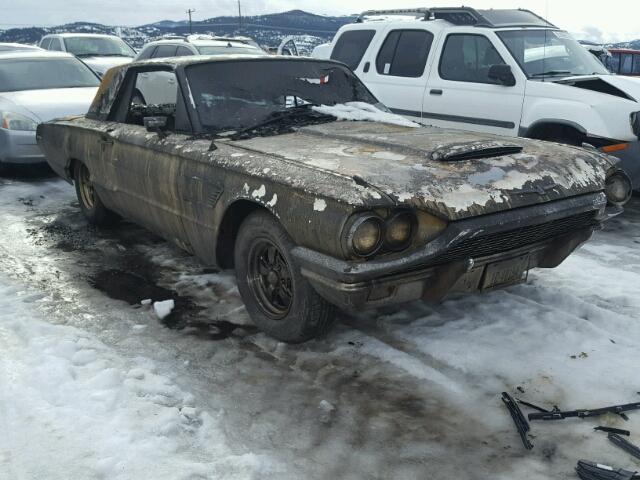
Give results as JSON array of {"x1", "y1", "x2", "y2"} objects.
[
  {"x1": 0, "y1": 58, "x2": 100, "y2": 92},
  {"x1": 63, "y1": 36, "x2": 135, "y2": 57},
  {"x1": 497, "y1": 30, "x2": 609, "y2": 79},
  {"x1": 196, "y1": 45, "x2": 266, "y2": 56},
  {"x1": 186, "y1": 59, "x2": 378, "y2": 133}
]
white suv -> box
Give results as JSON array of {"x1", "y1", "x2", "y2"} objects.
[{"x1": 315, "y1": 8, "x2": 640, "y2": 188}]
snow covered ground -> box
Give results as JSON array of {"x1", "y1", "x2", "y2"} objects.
[{"x1": 1, "y1": 167, "x2": 639, "y2": 480}]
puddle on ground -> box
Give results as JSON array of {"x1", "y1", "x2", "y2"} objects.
[
  {"x1": 89, "y1": 269, "x2": 256, "y2": 341},
  {"x1": 26, "y1": 209, "x2": 257, "y2": 341}
]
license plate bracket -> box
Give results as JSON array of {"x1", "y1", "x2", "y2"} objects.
[{"x1": 481, "y1": 255, "x2": 530, "y2": 290}]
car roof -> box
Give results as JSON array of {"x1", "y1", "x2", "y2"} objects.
[
  {"x1": 352, "y1": 7, "x2": 555, "y2": 30},
  {"x1": 0, "y1": 42, "x2": 42, "y2": 50},
  {"x1": 0, "y1": 50, "x2": 76, "y2": 60},
  {"x1": 45, "y1": 33, "x2": 120, "y2": 38},
  {"x1": 130, "y1": 54, "x2": 336, "y2": 68},
  {"x1": 609, "y1": 48, "x2": 640, "y2": 54},
  {"x1": 143, "y1": 37, "x2": 260, "y2": 48}
]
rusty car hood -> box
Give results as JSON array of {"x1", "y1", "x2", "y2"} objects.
[{"x1": 227, "y1": 122, "x2": 611, "y2": 221}]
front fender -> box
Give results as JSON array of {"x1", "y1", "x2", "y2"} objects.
[{"x1": 522, "y1": 80, "x2": 640, "y2": 141}]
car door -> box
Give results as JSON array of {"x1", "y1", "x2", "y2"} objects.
[
  {"x1": 423, "y1": 31, "x2": 525, "y2": 136},
  {"x1": 358, "y1": 27, "x2": 435, "y2": 122},
  {"x1": 103, "y1": 67, "x2": 190, "y2": 245}
]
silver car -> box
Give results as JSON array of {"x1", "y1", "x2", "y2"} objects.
[
  {"x1": 0, "y1": 43, "x2": 43, "y2": 53},
  {"x1": 0, "y1": 51, "x2": 100, "y2": 170},
  {"x1": 39, "y1": 33, "x2": 135, "y2": 77}
]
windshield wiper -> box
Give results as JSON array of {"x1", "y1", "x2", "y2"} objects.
[
  {"x1": 225, "y1": 105, "x2": 334, "y2": 140},
  {"x1": 531, "y1": 70, "x2": 572, "y2": 78}
]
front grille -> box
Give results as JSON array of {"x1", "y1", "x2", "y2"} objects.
[{"x1": 430, "y1": 211, "x2": 598, "y2": 266}]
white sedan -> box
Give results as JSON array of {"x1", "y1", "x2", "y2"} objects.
[{"x1": 0, "y1": 51, "x2": 100, "y2": 171}]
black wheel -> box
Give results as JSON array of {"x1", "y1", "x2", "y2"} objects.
[
  {"x1": 234, "y1": 211, "x2": 336, "y2": 343},
  {"x1": 74, "y1": 161, "x2": 118, "y2": 226}
]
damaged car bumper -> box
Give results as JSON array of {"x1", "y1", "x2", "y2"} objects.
[
  {"x1": 293, "y1": 192, "x2": 611, "y2": 311},
  {"x1": 0, "y1": 129, "x2": 46, "y2": 165}
]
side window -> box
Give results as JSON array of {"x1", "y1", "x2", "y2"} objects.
[
  {"x1": 136, "y1": 46, "x2": 155, "y2": 60},
  {"x1": 620, "y1": 54, "x2": 633, "y2": 75},
  {"x1": 376, "y1": 30, "x2": 433, "y2": 77},
  {"x1": 49, "y1": 38, "x2": 63, "y2": 52},
  {"x1": 153, "y1": 45, "x2": 178, "y2": 59},
  {"x1": 175, "y1": 46, "x2": 194, "y2": 57},
  {"x1": 330, "y1": 30, "x2": 375, "y2": 70},
  {"x1": 440, "y1": 34, "x2": 506, "y2": 84},
  {"x1": 126, "y1": 70, "x2": 178, "y2": 130},
  {"x1": 40, "y1": 37, "x2": 51, "y2": 50}
]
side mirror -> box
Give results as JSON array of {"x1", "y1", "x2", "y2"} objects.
[
  {"x1": 143, "y1": 116, "x2": 168, "y2": 134},
  {"x1": 488, "y1": 64, "x2": 516, "y2": 87}
]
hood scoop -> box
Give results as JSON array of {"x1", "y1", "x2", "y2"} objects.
[{"x1": 430, "y1": 141, "x2": 523, "y2": 162}]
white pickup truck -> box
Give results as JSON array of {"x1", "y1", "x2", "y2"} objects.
[{"x1": 314, "y1": 7, "x2": 640, "y2": 189}]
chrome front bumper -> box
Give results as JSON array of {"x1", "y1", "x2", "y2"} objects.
[{"x1": 292, "y1": 192, "x2": 610, "y2": 311}]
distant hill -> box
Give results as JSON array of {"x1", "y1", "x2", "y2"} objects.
[
  {"x1": 0, "y1": 10, "x2": 354, "y2": 52},
  {"x1": 609, "y1": 40, "x2": 640, "y2": 50}
]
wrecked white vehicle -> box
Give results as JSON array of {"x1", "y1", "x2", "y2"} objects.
[
  {"x1": 317, "y1": 7, "x2": 640, "y2": 189},
  {"x1": 37, "y1": 56, "x2": 628, "y2": 342}
]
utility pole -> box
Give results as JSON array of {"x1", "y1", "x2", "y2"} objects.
[
  {"x1": 186, "y1": 8, "x2": 196, "y2": 34},
  {"x1": 237, "y1": 0, "x2": 242, "y2": 32}
]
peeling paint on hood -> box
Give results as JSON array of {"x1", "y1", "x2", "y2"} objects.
[{"x1": 228, "y1": 122, "x2": 610, "y2": 221}]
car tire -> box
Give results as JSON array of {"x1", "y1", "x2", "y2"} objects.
[
  {"x1": 234, "y1": 210, "x2": 336, "y2": 343},
  {"x1": 73, "y1": 161, "x2": 118, "y2": 226}
]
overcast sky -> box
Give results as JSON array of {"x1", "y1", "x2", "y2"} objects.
[{"x1": 3, "y1": 0, "x2": 640, "y2": 42}]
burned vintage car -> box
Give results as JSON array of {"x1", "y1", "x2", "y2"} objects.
[{"x1": 37, "y1": 56, "x2": 629, "y2": 343}]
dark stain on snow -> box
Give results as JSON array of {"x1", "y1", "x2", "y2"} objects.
[
  {"x1": 90, "y1": 269, "x2": 178, "y2": 307},
  {"x1": 89, "y1": 268, "x2": 256, "y2": 340},
  {"x1": 27, "y1": 209, "x2": 253, "y2": 341}
]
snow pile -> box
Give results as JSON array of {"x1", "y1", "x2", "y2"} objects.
[
  {"x1": 0, "y1": 276, "x2": 284, "y2": 479},
  {"x1": 318, "y1": 400, "x2": 335, "y2": 424},
  {"x1": 312, "y1": 102, "x2": 420, "y2": 128},
  {"x1": 153, "y1": 299, "x2": 175, "y2": 319}
]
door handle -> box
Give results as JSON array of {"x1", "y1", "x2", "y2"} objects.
[
  {"x1": 430, "y1": 89, "x2": 443, "y2": 95},
  {"x1": 99, "y1": 135, "x2": 114, "y2": 145},
  {"x1": 363, "y1": 61, "x2": 370, "y2": 73}
]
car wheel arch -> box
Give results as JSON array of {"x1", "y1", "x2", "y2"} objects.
[
  {"x1": 523, "y1": 120, "x2": 588, "y2": 146},
  {"x1": 66, "y1": 157, "x2": 80, "y2": 182},
  {"x1": 216, "y1": 199, "x2": 283, "y2": 269}
]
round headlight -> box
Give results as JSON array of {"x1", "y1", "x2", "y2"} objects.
[
  {"x1": 350, "y1": 215, "x2": 383, "y2": 257},
  {"x1": 605, "y1": 170, "x2": 632, "y2": 207},
  {"x1": 385, "y1": 212, "x2": 414, "y2": 250}
]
